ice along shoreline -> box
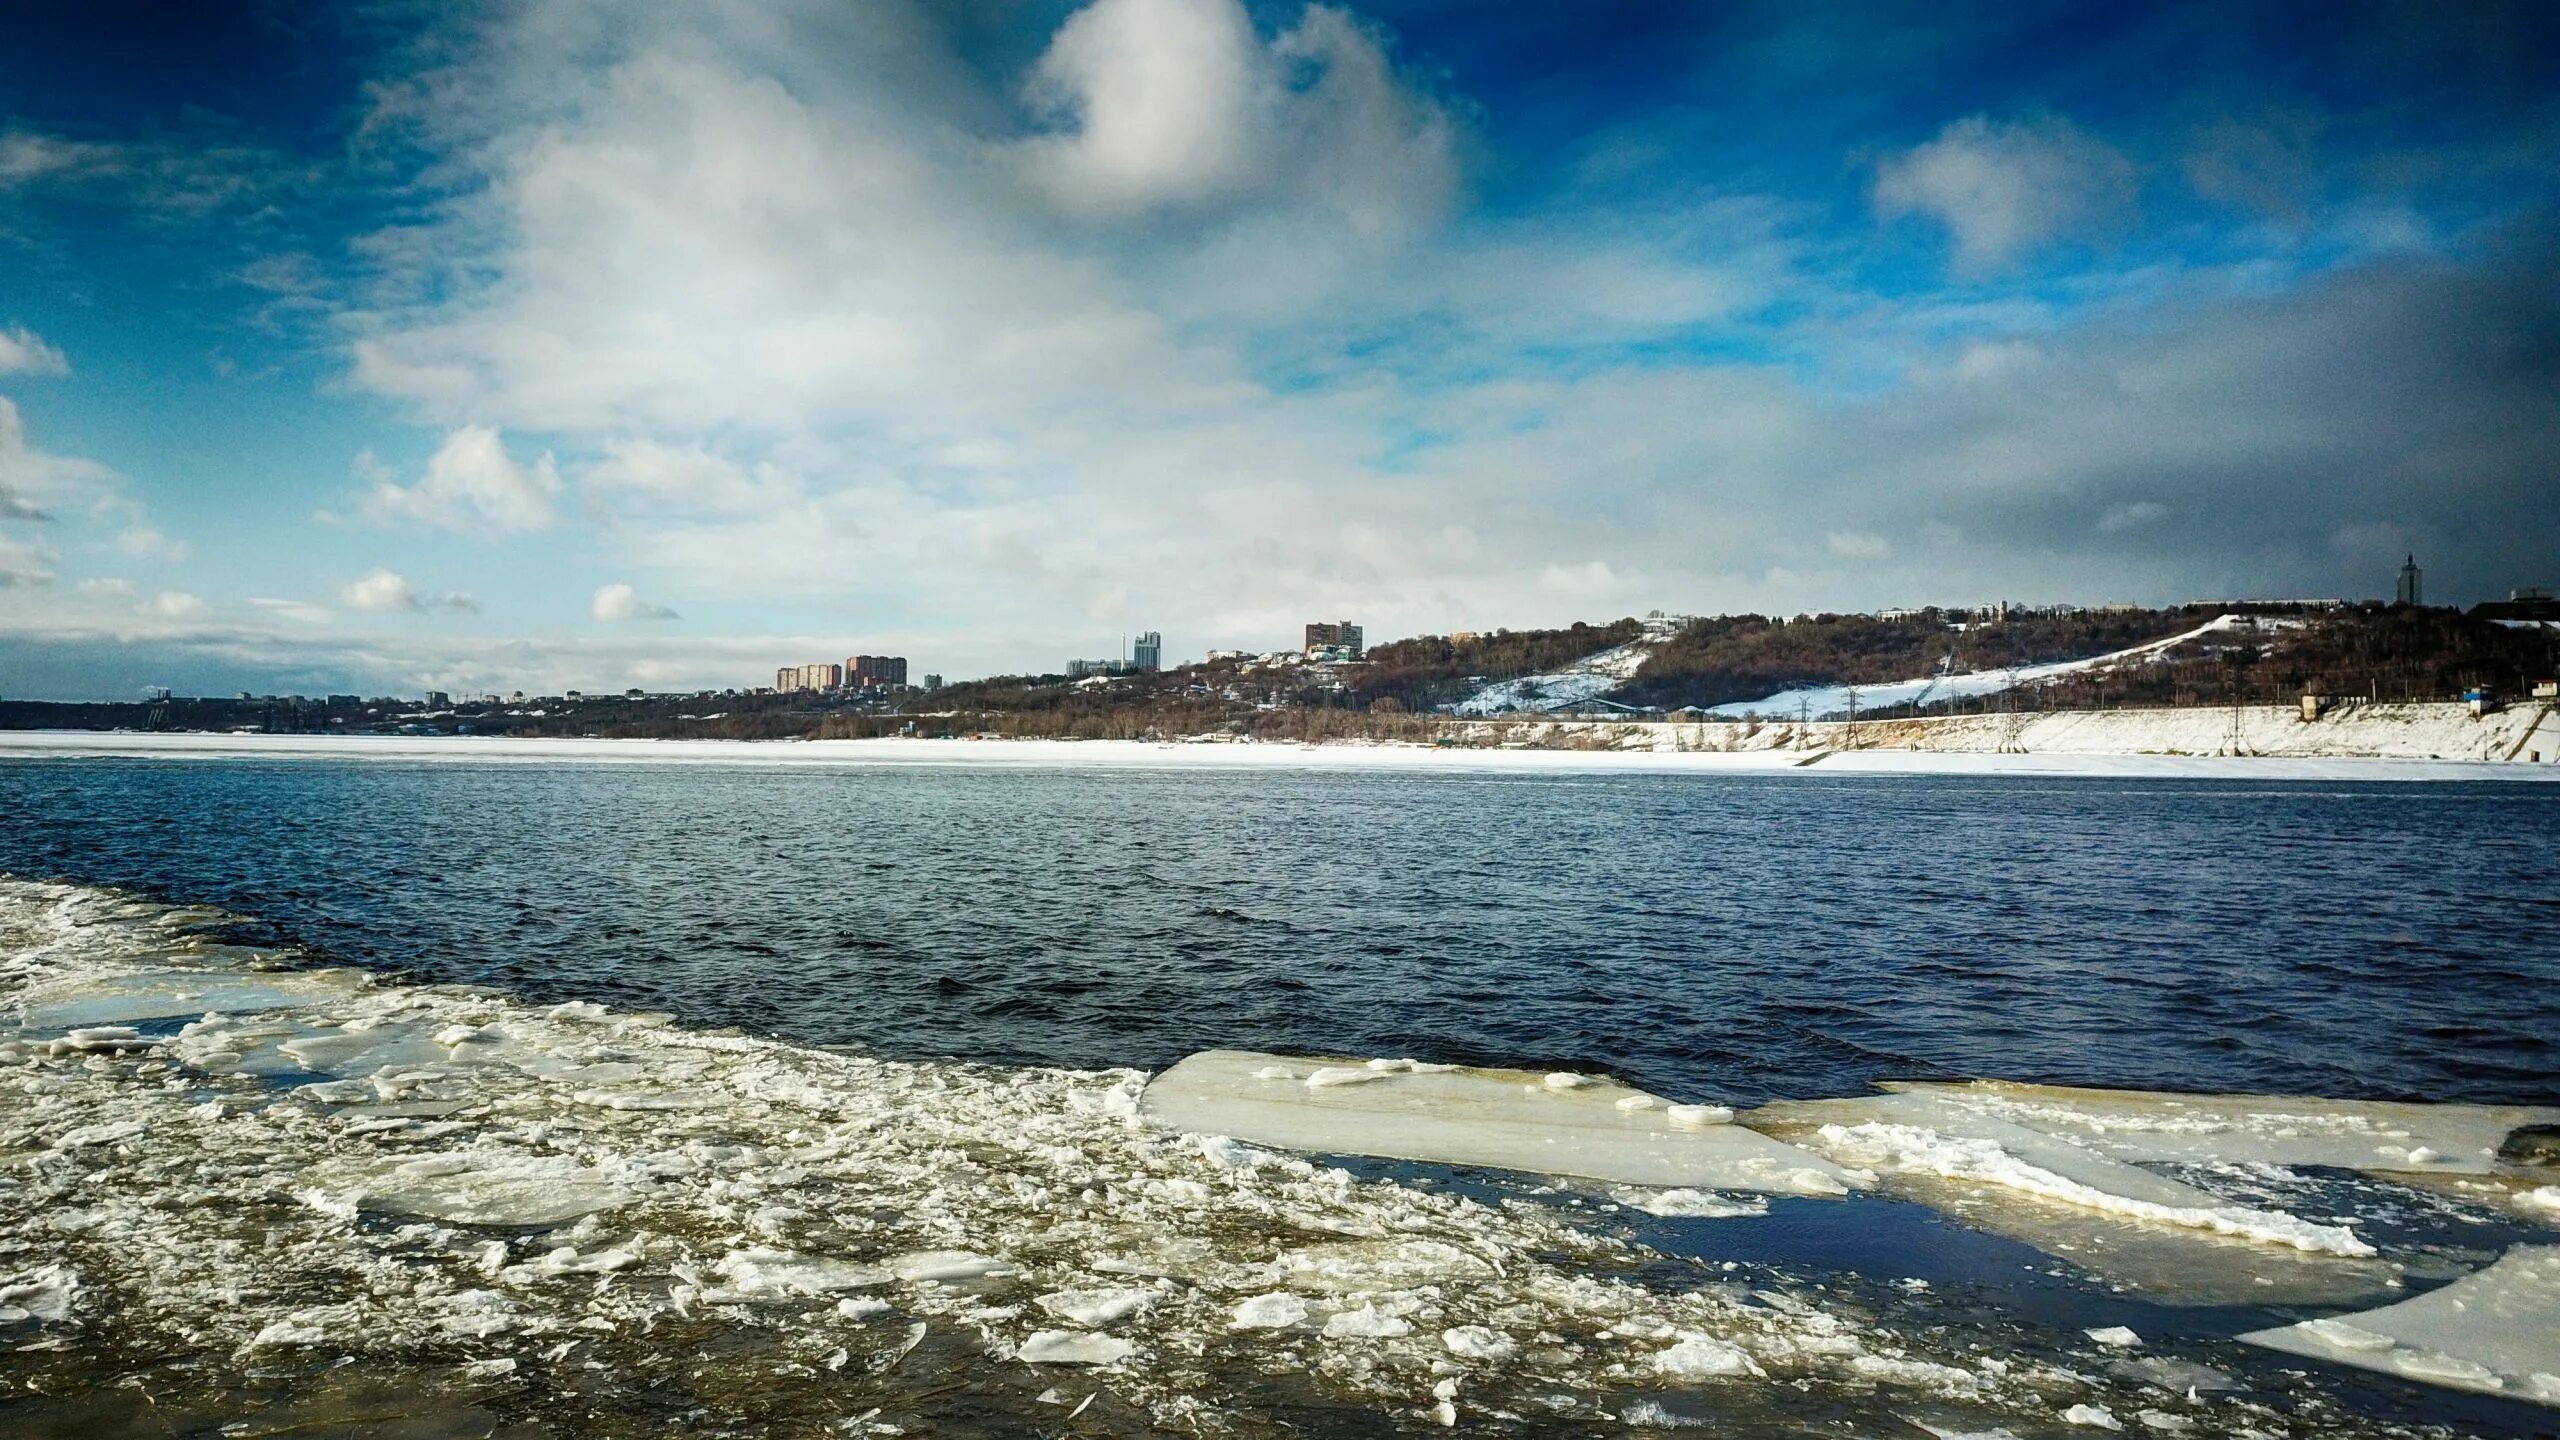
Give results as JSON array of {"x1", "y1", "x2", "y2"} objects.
[{"x1": 0, "y1": 727, "x2": 2555, "y2": 782}]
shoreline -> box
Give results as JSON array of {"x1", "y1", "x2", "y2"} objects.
[{"x1": 1, "y1": 727, "x2": 2553, "y2": 782}]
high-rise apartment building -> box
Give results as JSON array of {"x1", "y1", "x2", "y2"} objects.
[
  {"x1": 1303, "y1": 621, "x2": 1364, "y2": 659},
  {"x1": 776, "y1": 662, "x2": 844, "y2": 692},
  {"x1": 845, "y1": 655, "x2": 908, "y2": 688},
  {"x1": 1132, "y1": 631, "x2": 1162, "y2": 671}
]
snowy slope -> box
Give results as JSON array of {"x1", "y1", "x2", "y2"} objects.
[
  {"x1": 1444, "y1": 617, "x2": 1684, "y2": 716},
  {"x1": 1696, "y1": 614, "x2": 2248, "y2": 719}
]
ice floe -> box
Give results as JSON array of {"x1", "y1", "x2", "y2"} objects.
[
  {"x1": 2241, "y1": 1245, "x2": 2560, "y2": 1405},
  {"x1": 1, "y1": 876, "x2": 2543, "y2": 1434},
  {"x1": 1142, "y1": 1048, "x2": 1858, "y2": 1193}
]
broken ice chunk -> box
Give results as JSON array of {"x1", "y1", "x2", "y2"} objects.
[
  {"x1": 1666, "y1": 1104, "x2": 1735, "y2": 1128},
  {"x1": 1230, "y1": 1293, "x2": 1309, "y2": 1330},
  {"x1": 2084, "y1": 1326, "x2": 2141, "y2": 1349},
  {"x1": 1034, "y1": 1287, "x2": 1154, "y2": 1327},
  {"x1": 1322, "y1": 1304, "x2": 1413, "y2": 1339},
  {"x1": 712, "y1": 1248, "x2": 891, "y2": 1298},
  {"x1": 309, "y1": 1151, "x2": 641, "y2": 1226},
  {"x1": 1652, "y1": 1333, "x2": 1762, "y2": 1379},
  {"x1": 1441, "y1": 1325, "x2": 1516, "y2": 1361},
  {"x1": 889, "y1": 1250, "x2": 1010, "y2": 1282},
  {"x1": 0, "y1": 1265, "x2": 78, "y2": 1324},
  {"x1": 1018, "y1": 1329, "x2": 1133, "y2": 1365}
]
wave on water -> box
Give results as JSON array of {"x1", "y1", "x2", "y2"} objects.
[{"x1": 0, "y1": 876, "x2": 2525, "y2": 1437}]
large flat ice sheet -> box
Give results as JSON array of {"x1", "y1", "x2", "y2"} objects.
[
  {"x1": 1748, "y1": 1088, "x2": 2403, "y2": 1305},
  {"x1": 1143, "y1": 1049, "x2": 1858, "y2": 1193},
  {"x1": 1879, "y1": 1080, "x2": 2560, "y2": 1177},
  {"x1": 2241, "y1": 1246, "x2": 2560, "y2": 1405}
]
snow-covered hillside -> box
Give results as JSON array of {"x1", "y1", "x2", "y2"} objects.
[
  {"x1": 1444, "y1": 616, "x2": 1685, "y2": 716},
  {"x1": 1695, "y1": 613, "x2": 2252, "y2": 719}
]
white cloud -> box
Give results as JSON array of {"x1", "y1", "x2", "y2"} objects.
[
  {"x1": 1875, "y1": 115, "x2": 2138, "y2": 272},
  {"x1": 144, "y1": 590, "x2": 209, "y2": 620},
  {"x1": 0, "y1": 326, "x2": 68, "y2": 376},
  {"x1": 312, "y1": 5, "x2": 2556, "y2": 675},
  {"x1": 360, "y1": 426, "x2": 560, "y2": 535},
  {"x1": 341, "y1": 567, "x2": 422, "y2": 612},
  {"x1": 591, "y1": 582, "x2": 679, "y2": 622},
  {"x1": 0, "y1": 395, "x2": 115, "y2": 521},
  {"x1": 1020, "y1": 0, "x2": 1455, "y2": 231},
  {"x1": 76, "y1": 577, "x2": 133, "y2": 598}
]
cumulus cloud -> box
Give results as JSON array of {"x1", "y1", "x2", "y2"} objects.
[
  {"x1": 1020, "y1": 0, "x2": 1456, "y2": 230},
  {"x1": 341, "y1": 567, "x2": 421, "y2": 612},
  {"x1": 144, "y1": 590, "x2": 208, "y2": 620},
  {"x1": 591, "y1": 582, "x2": 679, "y2": 622},
  {"x1": 361, "y1": 425, "x2": 560, "y2": 535},
  {"x1": 1875, "y1": 115, "x2": 2138, "y2": 272},
  {"x1": 339, "y1": 567, "x2": 478, "y2": 614},
  {"x1": 0, "y1": 326, "x2": 68, "y2": 376},
  {"x1": 309, "y1": 3, "x2": 2559, "y2": 677}
]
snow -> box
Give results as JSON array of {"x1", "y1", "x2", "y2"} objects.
[
  {"x1": 2241, "y1": 1246, "x2": 2560, "y2": 1405},
  {"x1": 1445, "y1": 619, "x2": 1683, "y2": 716},
  {"x1": 1143, "y1": 1048, "x2": 1858, "y2": 1193},
  {"x1": 1696, "y1": 615, "x2": 2249, "y2": 721},
  {"x1": 0, "y1": 723, "x2": 2550, "y2": 780}
]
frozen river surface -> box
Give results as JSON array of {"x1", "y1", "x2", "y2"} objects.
[{"x1": 1, "y1": 756, "x2": 2556, "y2": 1438}]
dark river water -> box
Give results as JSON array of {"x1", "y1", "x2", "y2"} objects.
[{"x1": 1, "y1": 757, "x2": 2552, "y2": 1107}]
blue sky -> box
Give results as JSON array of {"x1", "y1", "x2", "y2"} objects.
[{"x1": 0, "y1": 0, "x2": 2554, "y2": 699}]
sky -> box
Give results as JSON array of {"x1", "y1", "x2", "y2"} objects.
[{"x1": 0, "y1": 0, "x2": 2554, "y2": 700}]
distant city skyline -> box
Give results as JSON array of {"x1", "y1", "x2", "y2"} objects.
[{"x1": 0, "y1": 3, "x2": 2554, "y2": 701}]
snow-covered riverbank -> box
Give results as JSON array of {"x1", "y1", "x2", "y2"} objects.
[{"x1": 1, "y1": 704, "x2": 2555, "y2": 781}]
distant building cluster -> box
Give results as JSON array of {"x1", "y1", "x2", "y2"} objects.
[{"x1": 774, "y1": 655, "x2": 911, "y2": 694}]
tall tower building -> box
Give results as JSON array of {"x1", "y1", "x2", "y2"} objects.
[
  {"x1": 2396, "y1": 554, "x2": 2423, "y2": 607},
  {"x1": 1132, "y1": 631, "x2": 1162, "y2": 671}
]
